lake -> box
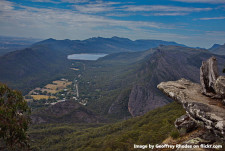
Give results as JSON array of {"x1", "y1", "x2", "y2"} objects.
[{"x1": 67, "y1": 54, "x2": 108, "y2": 60}]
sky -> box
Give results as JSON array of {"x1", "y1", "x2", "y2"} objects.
[{"x1": 0, "y1": 0, "x2": 225, "y2": 48}]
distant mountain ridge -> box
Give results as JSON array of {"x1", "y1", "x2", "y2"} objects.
[
  {"x1": 209, "y1": 43, "x2": 225, "y2": 55},
  {"x1": 33, "y1": 36, "x2": 186, "y2": 54}
]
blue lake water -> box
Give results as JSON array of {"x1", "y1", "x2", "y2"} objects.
[{"x1": 67, "y1": 54, "x2": 108, "y2": 60}]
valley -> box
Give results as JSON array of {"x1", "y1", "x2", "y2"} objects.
[
  {"x1": 21, "y1": 44, "x2": 225, "y2": 121},
  {"x1": 1, "y1": 0, "x2": 225, "y2": 150},
  {"x1": 0, "y1": 36, "x2": 225, "y2": 150}
]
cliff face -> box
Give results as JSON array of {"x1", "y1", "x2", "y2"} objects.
[
  {"x1": 128, "y1": 85, "x2": 168, "y2": 117},
  {"x1": 128, "y1": 48, "x2": 200, "y2": 116},
  {"x1": 127, "y1": 46, "x2": 225, "y2": 117}
]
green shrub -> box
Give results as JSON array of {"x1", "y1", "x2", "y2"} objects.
[{"x1": 170, "y1": 130, "x2": 180, "y2": 139}]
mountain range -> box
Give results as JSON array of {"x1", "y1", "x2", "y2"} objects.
[
  {"x1": 0, "y1": 37, "x2": 225, "y2": 118},
  {"x1": 0, "y1": 36, "x2": 186, "y2": 94},
  {"x1": 20, "y1": 45, "x2": 225, "y2": 123}
]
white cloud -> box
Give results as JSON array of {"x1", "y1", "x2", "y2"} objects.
[
  {"x1": 0, "y1": 0, "x2": 14, "y2": 11},
  {"x1": 0, "y1": 0, "x2": 174, "y2": 40},
  {"x1": 153, "y1": 12, "x2": 189, "y2": 16},
  {"x1": 0, "y1": 0, "x2": 223, "y2": 48},
  {"x1": 172, "y1": 0, "x2": 225, "y2": 4},
  {"x1": 205, "y1": 31, "x2": 225, "y2": 36},
  {"x1": 72, "y1": 3, "x2": 212, "y2": 16},
  {"x1": 61, "y1": 0, "x2": 89, "y2": 3},
  {"x1": 74, "y1": 3, "x2": 114, "y2": 13},
  {"x1": 72, "y1": 1, "x2": 122, "y2": 13},
  {"x1": 199, "y1": 17, "x2": 225, "y2": 20},
  {"x1": 31, "y1": 0, "x2": 60, "y2": 3},
  {"x1": 122, "y1": 5, "x2": 212, "y2": 12}
]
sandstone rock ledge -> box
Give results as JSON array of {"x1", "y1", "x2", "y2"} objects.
[{"x1": 157, "y1": 78, "x2": 225, "y2": 140}]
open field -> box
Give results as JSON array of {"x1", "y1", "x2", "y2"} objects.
[
  {"x1": 31, "y1": 95, "x2": 56, "y2": 100},
  {"x1": 44, "y1": 80, "x2": 72, "y2": 94},
  {"x1": 28, "y1": 79, "x2": 72, "y2": 95},
  {"x1": 26, "y1": 79, "x2": 73, "y2": 102}
]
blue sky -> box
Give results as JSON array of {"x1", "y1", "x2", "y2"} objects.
[{"x1": 0, "y1": 0, "x2": 225, "y2": 48}]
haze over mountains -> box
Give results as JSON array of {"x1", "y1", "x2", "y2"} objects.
[
  {"x1": 1, "y1": 36, "x2": 222, "y2": 120},
  {"x1": 0, "y1": 36, "x2": 186, "y2": 93},
  {"x1": 0, "y1": 37, "x2": 224, "y2": 117},
  {"x1": 0, "y1": 36, "x2": 41, "y2": 56},
  {"x1": 0, "y1": 37, "x2": 225, "y2": 118}
]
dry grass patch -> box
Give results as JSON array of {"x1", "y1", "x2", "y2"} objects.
[
  {"x1": 43, "y1": 80, "x2": 72, "y2": 94},
  {"x1": 31, "y1": 95, "x2": 56, "y2": 100}
]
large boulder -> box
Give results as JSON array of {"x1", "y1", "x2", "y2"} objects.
[
  {"x1": 215, "y1": 76, "x2": 225, "y2": 99},
  {"x1": 200, "y1": 56, "x2": 219, "y2": 96},
  {"x1": 175, "y1": 114, "x2": 197, "y2": 135}
]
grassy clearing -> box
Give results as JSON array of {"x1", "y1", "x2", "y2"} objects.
[
  {"x1": 44, "y1": 80, "x2": 72, "y2": 94},
  {"x1": 31, "y1": 95, "x2": 56, "y2": 100}
]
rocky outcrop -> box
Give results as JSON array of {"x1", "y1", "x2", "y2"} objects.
[
  {"x1": 200, "y1": 56, "x2": 219, "y2": 96},
  {"x1": 158, "y1": 56, "x2": 225, "y2": 142},
  {"x1": 157, "y1": 78, "x2": 225, "y2": 140},
  {"x1": 215, "y1": 76, "x2": 225, "y2": 99},
  {"x1": 175, "y1": 114, "x2": 197, "y2": 135}
]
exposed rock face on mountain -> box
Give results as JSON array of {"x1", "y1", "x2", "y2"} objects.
[
  {"x1": 157, "y1": 57, "x2": 225, "y2": 140},
  {"x1": 31, "y1": 100, "x2": 102, "y2": 124},
  {"x1": 108, "y1": 89, "x2": 131, "y2": 117},
  {"x1": 127, "y1": 46, "x2": 225, "y2": 117},
  {"x1": 128, "y1": 86, "x2": 168, "y2": 117}
]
